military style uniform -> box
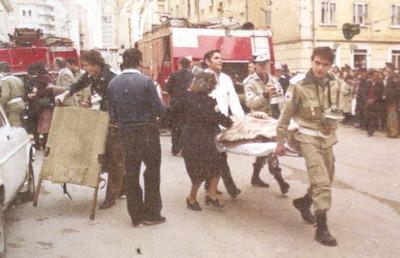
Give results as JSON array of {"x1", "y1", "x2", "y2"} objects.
[
  {"x1": 0, "y1": 75, "x2": 26, "y2": 127},
  {"x1": 244, "y1": 73, "x2": 289, "y2": 193},
  {"x1": 276, "y1": 70, "x2": 341, "y2": 212}
]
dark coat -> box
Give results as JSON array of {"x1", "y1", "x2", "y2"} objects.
[
  {"x1": 179, "y1": 92, "x2": 232, "y2": 161},
  {"x1": 383, "y1": 75, "x2": 400, "y2": 105},
  {"x1": 69, "y1": 65, "x2": 116, "y2": 111},
  {"x1": 365, "y1": 80, "x2": 384, "y2": 112},
  {"x1": 165, "y1": 69, "x2": 194, "y2": 122}
]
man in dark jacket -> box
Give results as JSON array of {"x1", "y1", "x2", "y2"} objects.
[
  {"x1": 108, "y1": 48, "x2": 166, "y2": 227},
  {"x1": 55, "y1": 50, "x2": 125, "y2": 209},
  {"x1": 365, "y1": 70, "x2": 384, "y2": 136},
  {"x1": 165, "y1": 57, "x2": 194, "y2": 155}
]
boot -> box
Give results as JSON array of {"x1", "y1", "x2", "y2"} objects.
[
  {"x1": 272, "y1": 168, "x2": 290, "y2": 194},
  {"x1": 99, "y1": 197, "x2": 115, "y2": 209},
  {"x1": 315, "y1": 211, "x2": 337, "y2": 246},
  {"x1": 293, "y1": 194, "x2": 315, "y2": 224},
  {"x1": 251, "y1": 164, "x2": 269, "y2": 188}
]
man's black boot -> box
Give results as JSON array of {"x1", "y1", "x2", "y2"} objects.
[
  {"x1": 293, "y1": 194, "x2": 315, "y2": 224},
  {"x1": 251, "y1": 164, "x2": 269, "y2": 188},
  {"x1": 272, "y1": 168, "x2": 290, "y2": 194},
  {"x1": 315, "y1": 211, "x2": 337, "y2": 246},
  {"x1": 99, "y1": 197, "x2": 115, "y2": 209}
]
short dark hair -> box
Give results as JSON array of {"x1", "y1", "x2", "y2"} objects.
[
  {"x1": 179, "y1": 57, "x2": 191, "y2": 69},
  {"x1": 81, "y1": 50, "x2": 105, "y2": 67},
  {"x1": 121, "y1": 48, "x2": 142, "y2": 69},
  {"x1": 311, "y1": 47, "x2": 335, "y2": 64},
  {"x1": 203, "y1": 49, "x2": 221, "y2": 65},
  {"x1": 27, "y1": 61, "x2": 48, "y2": 76},
  {"x1": 66, "y1": 58, "x2": 78, "y2": 66},
  {"x1": 55, "y1": 57, "x2": 66, "y2": 68},
  {"x1": 0, "y1": 62, "x2": 11, "y2": 73},
  {"x1": 189, "y1": 72, "x2": 217, "y2": 94}
]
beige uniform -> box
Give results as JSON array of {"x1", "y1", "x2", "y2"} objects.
[
  {"x1": 244, "y1": 73, "x2": 277, "y2": 115},
  {"x1": 0, "y1": 75, "x2": 26, "y2": 127},
  {"x1": 277, "y1": 70, "x2": 341, "y2": 211}
]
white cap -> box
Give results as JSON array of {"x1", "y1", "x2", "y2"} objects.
[
  {"x1": 254, "y1": 53, "x2": 270, "y2": 63},
  {"x1": 275, "y1": 62, "x2": 283, "y2": 70}
]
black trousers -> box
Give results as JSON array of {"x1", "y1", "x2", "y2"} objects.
[
  {"x1": 120, "y1": 126, "x2": 162, "y2": 223},
  {"x1": 253, "y1": 153, "x2": 280, "y2": 175}
]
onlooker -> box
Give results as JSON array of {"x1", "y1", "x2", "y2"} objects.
[
  {"x1": 382, "y1": 63, "x2": 399, "y2": 138},
  {"x1": 203, "y1": 49, "x2": 244, "y2": 199},
  {"x1": 179, "y1": 72, "x2": 232, "y2": 210},
  {"x1": 108, "y1": 48, "x2": 166, "y2": 226},
  {"x1": 276, "y1": 62, "x2": 290, "y2": 94},
  {"x1": 165, "y1": 57, "x2": 194, "y2": 156},
  {"x1": 53, "y1": 57, "x2": 75, "y2": 106},
  {"x1": 29, "y1": 74, "x2": 55, "y2": 148},
  {"x1": 0, "y1": 62, "x2": 26, "y2": 127},
  {"x1": 65, "y1": 58, "x2": 91, "y2": 107},
  {"x1": 365, "y1": 70, "x2": 384, "y2": 136}
]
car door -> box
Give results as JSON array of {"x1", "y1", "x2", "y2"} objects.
[{"x1": 0, "y1": 108, "x2": 27, "y2": 206}]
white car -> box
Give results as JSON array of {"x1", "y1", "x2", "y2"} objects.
[{"x1": 0, "y1": 105, "x2": 35, "y2": 256}]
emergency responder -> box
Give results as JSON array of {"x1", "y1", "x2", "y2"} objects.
[
  {"x1": 55, "y1": 50, "x2": 125, "y2": 209},
  {"x1": 244, "y1": 54, "x2": 289, "y2": 194},
  {"x1": 165, "y1": 57, "x2": 194, "y2": 156},
  {"x1": 275, "y1": 47, "x2": 341, "y2": 246},
  {"x1": 0, "y1": 62, "x2": 26, "y2": 127}
]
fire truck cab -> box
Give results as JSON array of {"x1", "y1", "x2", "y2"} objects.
[{"x1": 138, "y1": 24, "x2": 275, "y2": 104}]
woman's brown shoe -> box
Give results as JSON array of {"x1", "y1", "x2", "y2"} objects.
[
  {"x1": 186, "y1": 198, "x2": 202, "y2": 211},
  {"x1": 205, "y1": 196, "x2": 223, "y2": 208}
]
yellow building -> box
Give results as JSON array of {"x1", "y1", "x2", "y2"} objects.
[
  {"x1": 270, "y1": 0, "x2": 400, "y2": 72},
  {"x1": 166, "y1": 0, "x2": 270, "y2": 29}
]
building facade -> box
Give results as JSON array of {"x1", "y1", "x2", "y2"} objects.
[
  {"x1": 0, "y1": 0, "x2": 14, "y2": 42},
  {"x1": 270, "y1": 0, "x2": 400, "y2": 72},
  {"x1": 166, "y1": 0, "x2": 270, "y2": 28}
]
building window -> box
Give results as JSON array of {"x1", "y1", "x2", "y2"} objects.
[
  {"x1": 176, "y1": 5, "x2": 179, "y2": 16},
  {"x1": 22, "y1": 10, "x2": 26, "y2": 16},
  {"x1": 321, "y1": 1, "x2": 336, "y2": 25},
  {"x1": 265, "y1": 10, "x2": 271, "y2": 25},
  {"x1": 392, "y1": 5, "x2": 400, "y2": 26},
  {"x1": 353, "y1": 3, "x2": 368, "y2": 25},
  {"x1": 391, "y1": 50, "x2": 400, "y2": 69},
  {"x1": 353, "y1": 49, "x2": 368, "y2": 69},
  {"x1": 187, "y1": 0, "x2": 191, "y2": 18}
]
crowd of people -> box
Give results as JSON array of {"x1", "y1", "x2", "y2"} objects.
[
  {"x1": 1, "y1": 45, "x2": 399, "y2": 248},
  {"x1": 330, "y1": 64, "x2": 400, "y2": 137}
]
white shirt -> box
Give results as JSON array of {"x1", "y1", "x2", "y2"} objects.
[{"x1": 205, "y1": 69, "x2": 244, "y2": 118}]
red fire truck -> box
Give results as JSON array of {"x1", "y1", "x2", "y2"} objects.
[
  {"x1": 0, "y1": 28, "x2": 79, "y2": 76},
  {"x1": 138, "y1": 22, "x2": 275, "y2": 104}
]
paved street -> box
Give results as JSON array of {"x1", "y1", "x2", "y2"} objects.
[{"x1": 4, "y1": 125, "x2": 400, "y2": 258}]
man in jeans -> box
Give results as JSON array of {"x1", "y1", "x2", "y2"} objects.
[{"x1": 107, "y1": 48, "x2": 166, "y2": 227}]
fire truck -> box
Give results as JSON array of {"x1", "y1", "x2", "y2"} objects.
[
  {"x1": 0, "y1": 28, "x2": 79, "y2": 76},
  {"x1": 138, "y1": 21, "x2": 275, "y2": 104}
]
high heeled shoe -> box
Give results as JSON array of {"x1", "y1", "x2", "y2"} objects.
[
  {"x1": 205, "y1": 196, "x2": 224, "y2": 208},
  {"x1": 186, "y1": 198, "x2": 202, "y2": 211}
]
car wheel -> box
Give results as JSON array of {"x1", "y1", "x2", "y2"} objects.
[
  {"x1": 16, "y1": 160, "x2": 35, "y2": 203},
  {"x1": 0, "y1": 206, "x2": 5, "y2": 257}
]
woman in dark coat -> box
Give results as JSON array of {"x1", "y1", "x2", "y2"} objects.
[{"x1": 179, "y1": 72, "x2": 232, "y2": 211}]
